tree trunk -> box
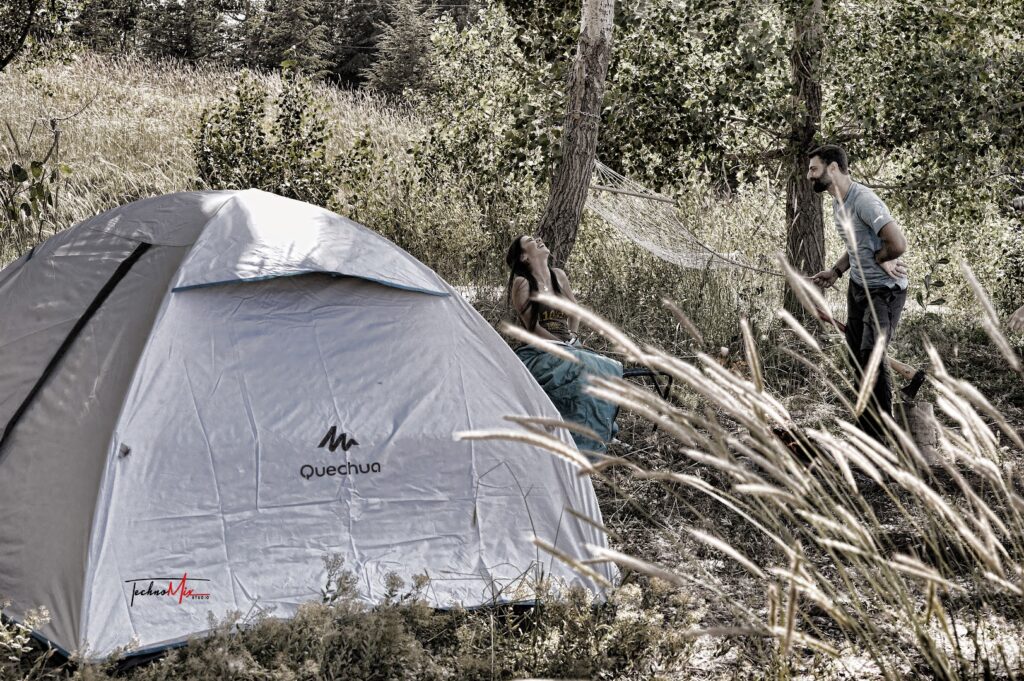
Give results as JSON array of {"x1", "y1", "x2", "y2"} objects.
[
  {"x1": 783, "y1": 0, "x2": 825, "y2": 316},
  {"x1": 535, "y1": 0, "x2": 615, "y2": 268},
  {"x1": 0, "y1": 0, "x2": 41, "y2": 73}
]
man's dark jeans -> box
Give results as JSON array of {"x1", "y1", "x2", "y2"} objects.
[{"x1": 845, "y1": 283, "x2": 907, "y2": 442}]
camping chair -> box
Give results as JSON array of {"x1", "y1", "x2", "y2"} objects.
[
  {"x1": 575, "y1": 342, "x2": 674, "y2": 434},
  {"x1": 619, "y1": 366, "x2": 674, "y2": 433}
]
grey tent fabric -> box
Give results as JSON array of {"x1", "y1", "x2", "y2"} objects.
[
  {"x1": 0, "y1": 230, "x2": 143, "y2": 437},
  {"x1": 172, "y1": 191, "x2": 448, "y2": 295},
  {"x1": 0, "y1": 242, "x2": 193, "y2": 649},
  {"x1": 76, "y1": 190, "x2": 234, "y2": 247},
  {"x1": 0, "y1": 190, "x2": 615, "y2": 661}
]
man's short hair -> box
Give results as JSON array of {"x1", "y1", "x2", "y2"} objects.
[{"x1": 808, "y1": 144, "x2": 849, "y2": 173}]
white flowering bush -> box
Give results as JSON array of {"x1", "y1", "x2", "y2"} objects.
[{"x1": 1, "y1": 602, "x2": 51, "y2": 679}]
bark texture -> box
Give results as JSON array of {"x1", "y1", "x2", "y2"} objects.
[
  {"x1": 535, "y1": 0, "x2": 615, "y2": 268},
  {"x1": 783, "y1": 0, "x2": 826, "y2": 315}
]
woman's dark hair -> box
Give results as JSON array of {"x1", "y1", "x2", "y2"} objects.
[{"x1": 505, "y1": 235, "x2": 561, "y2": 330}]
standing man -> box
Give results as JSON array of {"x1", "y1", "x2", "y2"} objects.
[{"x1": 807, "y1": 144, "x2": 909, "y2": 442}]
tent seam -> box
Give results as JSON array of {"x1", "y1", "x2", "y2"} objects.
[{"x1": 77, "y1": 192, "x2": 238, "y2": 651}]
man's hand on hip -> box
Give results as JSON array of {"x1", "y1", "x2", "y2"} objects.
[{"x1": 879, "y1": 258, "x2": 908, "y2": 280}]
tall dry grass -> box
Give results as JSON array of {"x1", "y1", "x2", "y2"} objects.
[
  {"x1": 470, "y1": 264, "x2": 1024, "y2": 679},
  {"x1": 0, "y1": 53, "x2": 422, "y2": 260}
]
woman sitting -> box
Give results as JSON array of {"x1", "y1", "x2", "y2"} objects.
[{"x1": 505, "y1": 235, "x2": 622, "y2": 453}]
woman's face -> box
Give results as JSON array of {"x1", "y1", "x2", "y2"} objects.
[{"x1": 519, "y1": 235, "x2": 549, "y2": 261}]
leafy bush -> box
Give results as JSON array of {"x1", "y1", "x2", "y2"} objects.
[
  {"x1": 195, "y1": 69, "x2": 342, "y2": 206},
  {"x1": 0, "y1": 123, "x2": 69, "y2": 260},
  {"x1": 994, "y1": 220, "x2": 1024, "y2": 316},
  {"x1": 413, "y1": 5, "x2": 559, "y2": 219}
]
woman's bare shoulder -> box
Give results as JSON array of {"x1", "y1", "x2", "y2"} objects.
[{"x1": 552, "y1": 268, "x2": 572, "y2": 286}]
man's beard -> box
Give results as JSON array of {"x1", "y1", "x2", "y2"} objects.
[{"x1": 812, "y1": 177, "x2": 831, "y2": 193}]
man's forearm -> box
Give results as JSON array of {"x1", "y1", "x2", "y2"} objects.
[
  {"x1": 832, "y1": 252, "x2": 851, "y2": 275},
  {"x1": 874, "y1": 222, "x2": 907, "y2": 263},
  {"x1": 874, "y1": 243, "x2": 904, "y2": 263}
]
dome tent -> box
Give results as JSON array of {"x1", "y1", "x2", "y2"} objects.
[{"x1": 0, "y1": 190, "x2": 614, "y2": 661}]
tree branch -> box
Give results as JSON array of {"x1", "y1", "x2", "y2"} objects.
[{"x1": 0, "y1": 0, "x2": 42, "y2": 73}]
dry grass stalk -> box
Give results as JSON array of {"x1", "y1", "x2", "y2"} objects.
[
  {"x1": 468, "y1": 269, "x2": 1024, "y2": 676},
  {"x1": 740, "y1": 317, "x2": 764, "y2": 394},
  {"x1": 961, "y1": 262, "x2": 1022, "y2": 372},
  {"x1": 854, "y1": 335, "x2": 887, "y2": 417},
  {"x1": 777, "y1": 308, "x2": 821, "y2": 352},
  {"x1": 532, "y1": 293, "x2": 643, "y2": 359},
  {"x1": 532, "y1": 538, "x2": 612, "y2": 588},
  {"x1": 453, "y1": 428, "x2": 592, "y2": 470},
  {"x1": 686, "y1": 528, "x2": 767, "y2": 579},
  {"x1": 498, "y1": 322, "x2": 580, "y2": 364},
  {"x1": 503, "y1": 415, "x2": 603, "y2": 445},
  {"x1": 662, "y1": 298, "x2": 704, "y2": 345}
]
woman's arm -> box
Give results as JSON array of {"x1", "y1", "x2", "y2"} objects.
[
  {"x1": 512, "y1": 276, "x2": 560, "y2": 341},
  {"x1": 553, "y1": 268, "x2": 579, "y2": 334}
]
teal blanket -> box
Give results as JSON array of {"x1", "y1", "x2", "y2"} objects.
[{"x1": 515, "y1": 344, "x2": 622, "y2": 453}]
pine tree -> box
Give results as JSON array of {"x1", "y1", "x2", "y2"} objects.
[
  {"x1": 255, "y1": 0, "x2": 332, "y2": 77},
  {"x1": 71, "y1": 0, "x2": 142, "y2": 54},
  {"x1": 317, "y1": 0, "x2": 388, "y2": 87},
  {"x1": 140, "y1": 0, "x2": 226, "y2": 62},
  {"x1": 363, "y1": 0, "x2": 435, "y2": 99}
]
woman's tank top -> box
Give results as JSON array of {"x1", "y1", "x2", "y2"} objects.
[{"x1": 533, "y1": 300, "x2": 572, "y2": 342}]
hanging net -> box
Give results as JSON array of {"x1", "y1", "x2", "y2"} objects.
[{"x1": 586, "y1": 160, "x2": 764, "y2": 273}]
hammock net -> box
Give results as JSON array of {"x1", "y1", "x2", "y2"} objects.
[{"x1": 586, "y1": 160, "x2": 754, "y2": 272}]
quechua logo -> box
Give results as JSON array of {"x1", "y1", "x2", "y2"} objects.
[
  {"x1": 302, "y1": 425, "x2": 379, "y2": 479},
  {"x1": 318, "y1": 425, "x2": 359, "y2": 452},
  {"x1": 124, "y1": 573, "x2": 211, "y2": 607}
]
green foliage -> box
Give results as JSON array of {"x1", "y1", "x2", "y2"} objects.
[
  {"x1": 0, "y1": 125, "x2": 69, "y2": 259},
  {"x1": 915, "y1": 256, "x2": 949, "y2": 310},
  {"x1": 0, "y1": 0, "x2": 76, "y2": 73},
  {"x1": 138, "y1": 0, "x2": 228, "y2": 63},
  {"x1": 335, "y1": 127, "x2": 500, "y2": 283},
  {"x1": 317, "y1": 0, "x2": 386, "y2": 87},
  {"x1": 832, "y1": 0, "x2": 1024, "y2": 211},
  {"x1": 70, "y1": 0, "x2": 140, "y2": 54},
  {"x1": 500, "y1": 0, "x2": 793, "y2": 188},
  {"x1": 994, "y1": 220, "x2": 1024, "y2": 314},
  {"x1": 601, "y1": 1, "x2": 791, "y2": 187},
  {"x1": 195, "y1": 69, "x2": 342, "y2": 205},
  {"x1": 363, "y1": 0, "x2": 436, "y2": 100},
  {"x1": 414, "y1": 6, "x2": 559, "y2": 217},
  {"x1": 250, "y1": 0, "x2": 332, "y2": 78}
]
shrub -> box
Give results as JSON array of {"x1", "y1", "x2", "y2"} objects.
[
  {"x1": 0, "y1": 123, "x2": 69, "y2": 261},
  {"x1": 195, "y1": 68, "x2": 343, "y2": 206}
]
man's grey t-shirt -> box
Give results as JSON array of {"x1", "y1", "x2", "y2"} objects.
[{"x1": 832, "y1": 182, "x2": 908, "y2": 290}]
